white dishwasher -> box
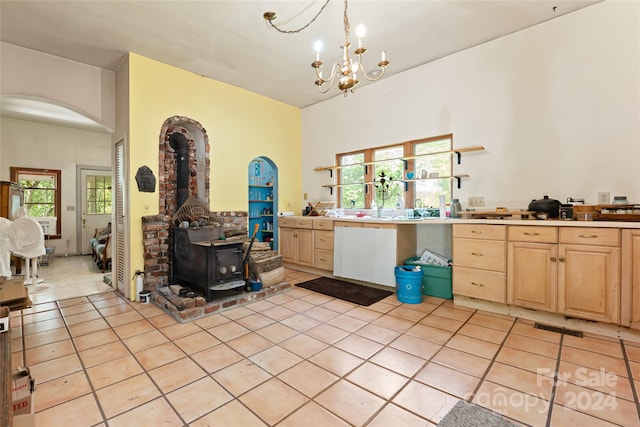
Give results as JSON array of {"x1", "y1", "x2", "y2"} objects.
[{"x1": 333, "y1": 225, "x2": 398, "y2": 287}]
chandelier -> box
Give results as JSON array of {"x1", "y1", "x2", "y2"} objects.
[{"x1": 263, "y1": 0, "x2": 389, "y2": 96}]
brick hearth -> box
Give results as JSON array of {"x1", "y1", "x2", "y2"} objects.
[{"x1": 138, "y1": 115, "x2": 289, "y2": 323}]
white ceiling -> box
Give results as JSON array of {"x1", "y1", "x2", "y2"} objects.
[{"x1": 0, "y1": 0, "x2": 599, "y2": 131}]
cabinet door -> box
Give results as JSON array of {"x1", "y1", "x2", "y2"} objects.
[
  {"x1": 621, "y1": 229, "x2": 640, "y2": 328},
  {"x1": 280, "y1": 227, "x2": 296, "y2": 263},
  {"x1": 296, "y1": 229, "x2": 314, "y2": 266},
  {"x1": 507, "y1": 242, "x2": 557, "y2": 312},
  {"x1": 557, "y1": 244, "x2": 620, "y2": 324}
]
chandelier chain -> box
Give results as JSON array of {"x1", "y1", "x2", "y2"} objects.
[
  {"x1": 343, "y1": 0, "x2": 350, "y2": 40},
  {"x1": 266, "y1": 0, "x2": 331, "y2": 34}
]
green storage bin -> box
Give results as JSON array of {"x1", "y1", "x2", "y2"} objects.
[{"x1": 405, "y1": 257, "x2": 453, "y2": 299}]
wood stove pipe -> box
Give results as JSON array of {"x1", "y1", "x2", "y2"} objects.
[{"x1": 169, "y1": 132, "x2": 190, "y2": 209}]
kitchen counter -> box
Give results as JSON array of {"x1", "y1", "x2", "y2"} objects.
[{"x1": 308, "y1": 215, "x2": 640, "y2": 229}]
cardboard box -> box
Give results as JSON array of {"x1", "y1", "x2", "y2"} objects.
[
  {"x1": 0, "y1": 306, "x2": 8, "y2": 333},
  {"x1": 0, "y1": 277, "x2": 32, "y2": 310},
  {"x1": 12, "y1": 367, "x2": 36, "y2": 416}
]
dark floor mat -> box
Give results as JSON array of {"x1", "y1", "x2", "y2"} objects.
[
  {"x1": 438, "y1": 401, "x2": 519, "y2": 427},
  {"x1": 296, "y1": 277, "x2": 393, "y2": 306}
]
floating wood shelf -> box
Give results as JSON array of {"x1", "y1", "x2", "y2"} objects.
[
  {"x1": 321, "y1": 175, "x2": 471, "y2": 194},
  {"x1": 314, "y1": 146, "x2": 484, "y2": 177}
]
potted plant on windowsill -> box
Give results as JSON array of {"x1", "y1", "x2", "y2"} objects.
[{"x1": 374, "y1": 171, "x2": 396, "y2": 217}]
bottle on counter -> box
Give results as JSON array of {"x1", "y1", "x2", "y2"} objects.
[{"x1": 450, "y1": 198, "x2": 461, "y2": 218}]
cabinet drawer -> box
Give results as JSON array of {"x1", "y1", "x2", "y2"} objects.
[
  {"x1": 314, "y1": 230, "x2": 334, "y2": 250},
  {"x1": 508, "y1": 226, "x2": 557, "y2": 243},
  {"x1": 334, "y1": 221, "x2": 363, "y2": 228},
  {"x1": 313, "y1": 218, "x2": 334, "y2": 230},
  {"x1": 314, "y1": 249, "x2": 334, "y2": 270},
  {"x1": 453, "y1": 224, "x2": 506, "y2": 241},
  {"x1": 294, "y1": 218, "x2": 313, "y2": 229},
  {"x1": 559, "y1": 227, "x2": 619, "y2": 247},
  {"x1": 279, "y1": 217, "x2": 295, "y2": 228},
  {"x1": 363, "y1": 223, "x2": 396, "y2": 229},
  {"x1": 454, "y1": 238, "x2": 506, "y2": 271},
  {"x1": 453, "y1": 266, "x2": 506, "y2": 303}
]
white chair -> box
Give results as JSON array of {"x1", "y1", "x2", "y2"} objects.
[{"x1": 8, "y1": 217, "x2": 46, "y2": 285}]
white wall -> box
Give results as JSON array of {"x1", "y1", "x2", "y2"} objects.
[
  {"x1": 0, "y1": 42, "x2": 116, "y2": 131},
  {"x1": 302, "y1": 1, "x2": 640, "y2": 210},
  {"x1": 0, "y1": 117, "x2": 112, "y2": 255}
]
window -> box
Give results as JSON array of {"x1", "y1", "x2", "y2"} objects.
[
  {"x1": 338, "y1": 152, "x2": 365, "y2": 208},
  {"x1": 86, "y1": 175, "x2": 112, "y2": 214},
  {"x1": 336, "y1": 135, "x2": 452, "y2": 209},
  {"x1": 11, "y1": 167, "x2": 62, "y2": 236}
]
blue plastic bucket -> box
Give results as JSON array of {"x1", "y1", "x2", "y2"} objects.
[{"x1": 395, "y1": 266, "x2": 423, "y2": 304}]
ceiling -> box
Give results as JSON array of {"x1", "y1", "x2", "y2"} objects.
[{"x1": 0, "y1": 0, "x2": 599, "y2": 131}]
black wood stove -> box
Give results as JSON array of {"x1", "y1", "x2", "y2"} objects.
[{"x1": 173, "y1": 226, "x2": 245, "y2": 301}]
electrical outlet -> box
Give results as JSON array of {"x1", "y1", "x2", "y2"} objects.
[
  {"x1": 598, "y1": 192, "x2": 610, "y2": 204},
  {"x1": 468, "y1": 196, "x2": 485, "y2": 207}
]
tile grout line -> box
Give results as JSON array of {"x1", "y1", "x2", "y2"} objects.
[
  {"x1": 543, "y1": 330, "x2": 565, "y2": 427},
  {"x1": 620, "y1": 339, "x2": 640, "y2": 422}
]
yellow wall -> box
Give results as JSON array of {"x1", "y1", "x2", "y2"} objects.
[{"x1": 127, "y1": 53, "x2": 301, "y2": 286}]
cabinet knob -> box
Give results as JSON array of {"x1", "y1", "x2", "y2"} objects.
[
  {"x1": 558, "y1": 257, "x2": 566, "y2": 262},
  {"x1": 550, "y1": 257, "x2": 557, "y2": 262}
]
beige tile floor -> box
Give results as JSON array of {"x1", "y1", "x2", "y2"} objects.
[
  {"x1": 16, "y1": 255, "x2": 113, "y2": 304},
  {"x1": 8, "y1": 257, "x2": 640, "y2": 426}
]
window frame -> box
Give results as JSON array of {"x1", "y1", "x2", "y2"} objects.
[
  {"x1": 10, "y1": 167, "x2": 62, "y2": 238},
  {"x1": 336, "y1": 134, "x2": 453, "y2": 209}
]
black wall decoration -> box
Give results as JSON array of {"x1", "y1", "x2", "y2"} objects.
[{"x1": 135, "y1": 166, "x2": 156, "y2": 192}]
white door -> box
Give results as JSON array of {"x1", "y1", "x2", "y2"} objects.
[{"x1": 80, "y1": 168, "x2": 112, "y2": 255}]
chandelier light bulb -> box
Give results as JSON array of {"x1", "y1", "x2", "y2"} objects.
[
  {"x1": 314, "y1": 40, "x2": 323, "y2": 61},
  {"x1": 356, "y1": 24, "x2": 366, "y2": 48}
]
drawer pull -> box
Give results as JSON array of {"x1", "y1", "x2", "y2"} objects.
[
  {"x1": 578, "y1": 234, "x2": 598, "y2": 239},
  {"x1": 471, "y1": 252, "x2": 484, "y2": 256},
  {"x1": 524, "y1": 232, "x2": 539, "y2": 236},
  {"x1": 471, "y1": 282, "x2": 485, "y2": 287},
  {"x1": 320, "y1": 238, "x2": 326, "y2": 242},
  {"x1": 319, "y1": 258, "x2": 327, "y2": 262},
  {"x1": 471, "y1": 230, "x2": 484, "y2": 234}
]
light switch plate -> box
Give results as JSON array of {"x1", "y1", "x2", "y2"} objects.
[
  {"x1": 468, "y1": 196, "x2": 485, "y2": 207},
  {"x1": 598, "y1": 192, "x2": 610, "y2": 204}
]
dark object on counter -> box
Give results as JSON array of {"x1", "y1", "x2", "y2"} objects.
[
  {"x1": 560, "y1": 204, "x2": 573, "y2": 220},
  {"x1": 528, "y1": 195, "x2": 561, "y2": 219},
  {"x1": 450, "y1": 199, "x2": 462, "y2": 218}
]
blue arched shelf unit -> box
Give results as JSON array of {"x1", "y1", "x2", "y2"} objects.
[{"x1": 248, "y1": 157, "x2": 278, "y2": 250}]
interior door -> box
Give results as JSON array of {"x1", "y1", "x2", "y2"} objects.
[{"x1": 80, "y1": 168, "x2": 112, "y2": 255}]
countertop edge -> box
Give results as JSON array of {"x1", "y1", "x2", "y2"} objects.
[{"x1": 282, "y1": 215, "x2": 640, "y2": 229}]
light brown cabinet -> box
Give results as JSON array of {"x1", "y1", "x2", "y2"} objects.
[
  {"x1": 279, "y1": 217, "x2": 313, "y2": 266},
  {"x1": 453, "y1": 224, "x2": 506, "y2": 303},
  {"x1": 557, "y1": 228, "x2": 620, "y2": 324},
  {"x1": 621, "y1": 229, "x2": 640, "y2": 329},
  {"x1": 279, "y1": 217, "x2": 334, "y2": 270},
  {"x1": 313, "y1": 218, "x2": 334, "y2": 271},
  {"x1": 507, "y1": 226, "x2": 558, "y2": 312},
  {"x1": 506, "y1": 226, "x2": 620, "y2": 324},
  {"x1": 0, "y1": 181, "x2": 24, "y2": 220}
]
